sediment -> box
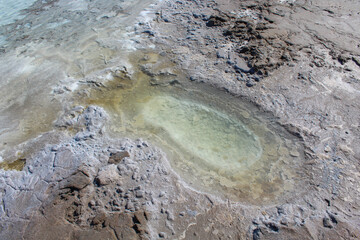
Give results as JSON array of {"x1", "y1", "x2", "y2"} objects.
[{"x1": 0, "y1": 0, "x2": 359, "y2": 239}]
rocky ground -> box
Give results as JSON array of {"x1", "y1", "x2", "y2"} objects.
[{"x1": 1, "y1": 0, "x2": 360, "y2": 239}]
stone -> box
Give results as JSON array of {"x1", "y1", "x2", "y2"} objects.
[
  {"x1": 324, "y1": 145, "x2": 331, "y2": 153},
  {"x1": 125, "y1": 201, "x2": 134, "y2": 211},
  {"x1": 54, "y1": 148, "x2": 80, "y2": 169},
  {"x1": 216, "y1": 49, "x2": 227, "y2": 59},
  {"x1": 352, "y1": 56, "x2": 360, "y2": 67},
  {"x1": 108, "y1": 151, "x2": 130, "y2": 164},
  {"x1": 246, "y1": 80, "x2": 255, "y2": 87},
  {"x1": 323, "y1": 217, "x2": 333, "y2": 228},
  {"x1": 91, "y1": 212, "x2": 107, "y2": 226},
  {"x1": 234, "y1": 58, "x2": 251, "y2": 73},
  {"x1": 135, "y1": 190, "x2": 144, "y2": 198},
  {"x1": 95, "y1": 165, "x2": 120, "y2": 186},
  {"x1": 289, "y1": 150, "x2": 300, "y2": 157},
  {"x1": 59, "y1": 170, "x2": 91, "y2": 190},
  {"x1": 337, "y1": 54, "x2": 349, "y2": 65}
]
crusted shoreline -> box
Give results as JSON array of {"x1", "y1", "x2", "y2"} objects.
[{"x1": 0, "y1": 0, "x2": 359, "y2": 239}]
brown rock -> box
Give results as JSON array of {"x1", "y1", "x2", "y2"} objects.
[
  {"x1": 59, "y1": 170, "x2": 91, "y2": 190},
  {"x1": 108, "y1": 151, "x2": 130, "y2": 164}
]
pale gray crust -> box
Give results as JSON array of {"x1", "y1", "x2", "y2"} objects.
[{"x1": 1, "y1": 0, "x2": 360, "y2": 239}]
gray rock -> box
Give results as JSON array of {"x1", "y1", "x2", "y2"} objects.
[
  {"x1": 135, "y1": 190, "x2": 144, "y2": 198},
  {"x1": 216, "y1": 49, "x2": 227, "y2": 59}
]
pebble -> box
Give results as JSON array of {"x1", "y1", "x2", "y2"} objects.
[
  {"x1": 324, "y1": 145, "x2": 331, "y2": 153},
  {"x1": 136, "y1": 190, "x2": 144, "y2": 198},
  {"x1": 246, "y1": 80, "x2": 255, "y2": 87},
  {"x1": 289, "y1": 150, "x2": 300, "y2": 157}
]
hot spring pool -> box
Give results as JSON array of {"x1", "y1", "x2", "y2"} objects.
[{"x1": 81, "y1": 51, "x2": 306, "y2": 205}]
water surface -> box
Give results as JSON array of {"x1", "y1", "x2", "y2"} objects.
[{"x1": 81, "y1": 51, "x2": 306, "y2": 205}]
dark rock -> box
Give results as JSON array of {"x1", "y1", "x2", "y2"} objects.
[
  {"x1": 323, "y1": 217, "x2": 333, "y2": 228},
  {"x1": 253, "y1": 228, "x2": 262, "y2": 240},
  {"x1": 265, "y1": 222, "x2": 279, "y2": 232},
  {"x1": 246, "y1": 80, "x2": 256, "y2": 87},
  {"x1": 143, "y1": 30, "x2": 155, "y2": 36},
  {"x1": 337, "y1": 54, "x2": 349, "y2": 65},
  {"x1": 327, "y1": 212, "x2": 338, "y2": 224},
  {"x1": 206, "y1": 16, "x2": 227, "y2": 27},
  {"x1": 352, "y1": 56, "x2": 360, "y2": 67}
]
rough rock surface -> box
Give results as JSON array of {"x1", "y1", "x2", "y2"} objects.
[{"x1": 1, "y1": 0, "x2": 360, "y2": 239}]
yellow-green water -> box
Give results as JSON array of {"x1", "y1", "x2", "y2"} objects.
[{"x1": 79, "y1": 51, "x2": 305, "y2": 205}]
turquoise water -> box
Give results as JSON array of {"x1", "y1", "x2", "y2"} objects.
[{"x1": 0, "y1": 0, "x2": 36, "y2": 26}]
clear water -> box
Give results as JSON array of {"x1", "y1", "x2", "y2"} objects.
[
  {"x1": 81, "y1": 51, "x2": 306, "y2": 205},
  {"x1": 142, "y1": 96, "x2": 263, "y2": 173}
]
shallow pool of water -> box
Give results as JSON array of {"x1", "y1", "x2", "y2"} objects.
[
  {"x1": 142, "y1": 96, "x2": 263, "y2": 173},
  {"x1": 81, "y1": 51, "x2": 306, "y2": 205},
  {"x1": 0, "y1": 0, "x2": 306, "y2": 204}
]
